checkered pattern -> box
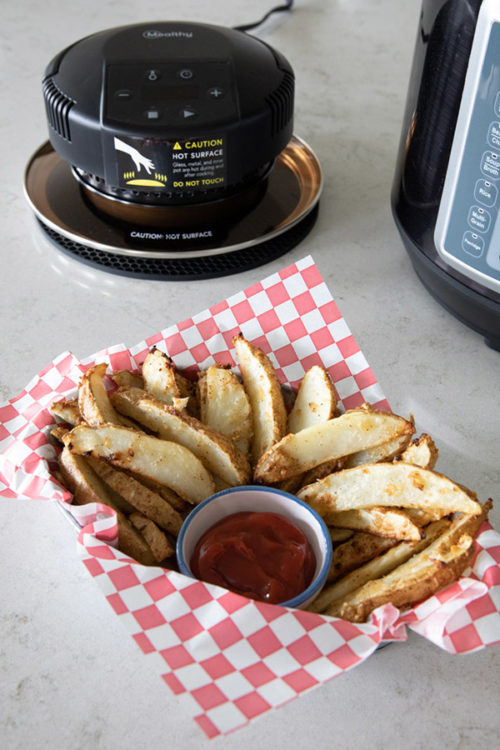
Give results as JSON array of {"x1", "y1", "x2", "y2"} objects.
[{"x1": 0, "y1": 256, "x2": 498, "y2": 738}]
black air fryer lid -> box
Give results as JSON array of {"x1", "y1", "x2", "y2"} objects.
[{"x1": 42, "y1": 21, "x2": 294, "y2": 208}]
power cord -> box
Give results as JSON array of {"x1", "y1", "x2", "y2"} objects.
[{"x1": 233, "y1": 0, "x2": 294, "y2": 33}]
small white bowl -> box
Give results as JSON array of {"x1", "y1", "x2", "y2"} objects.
[{"x1": 176, "y1": 485, "x2": 332, "y2": 609}]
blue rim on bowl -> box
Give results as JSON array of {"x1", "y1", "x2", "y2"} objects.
[{"x1": 176, "y1": 485, "x2": 333, "y2": 609}]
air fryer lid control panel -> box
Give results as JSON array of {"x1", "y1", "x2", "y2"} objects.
[
  {"x1": 42, "y1": 22, "x2": 294, "y2": 200},
  {"x1": 435, "y1": 0, "x2": 500, "y2": 294}
]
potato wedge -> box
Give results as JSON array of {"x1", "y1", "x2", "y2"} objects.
[
  {"x1": 233, "y1": 334, "x2": 287, "y2": 464},
  {"x1": 132, "y1": 475, "x2": 188, "y2": 512},
  {"x1": 325, "y1": 505, "x2": 490, "y2": 621},
  {"x1": 328, "y1": 528, "x2": 354, "y2": 544},
  {"x1": 142, "y1": 348, "x2": 181, "y2": 404},
  {"x1": 298, "y1": 462, "x2": 482, "y2": 516},
  {"x1": 327, "y1": 532, "x2": 397, "y2": 584},
  {"x1": 254, "y1": 407, "x2": 415, "y2": 483},
  {"x1": 88, "y1": 458, "x2": 183, "y2": 535},
  {"x1": 396, "y1": 433, "x2": 439, "y2": 470},
  {"x1": 50, "y1": 398, "x2": 81, "y2": 426},
  {"x1": 198, "y1": 365, "x2": 252, "y2": 457},
  {"x1": 111, "y1": 387, "x2": 250, "y2": 486},
  {"x1": 309, "y1": 518, "x2": 451, "y2": 614},
  {"x1": 63, "y1": 423, "x2": 214, "y2": 504},
  {"x1": 287, "y1": 365, "x2": 337, "y2": 433},
  {"x1": 344, "y1": 431, "x2": 413, "y2": 469},
  {"x1": 129, "y1": 513, "x2": 174, "y2": 562},
  {"x1": 78, "y1": 363, "x2": 124, "y2": 427},
  {"x1": 325, "y1": 506, "x2": 423, "y2": 541},
  {"x1": 111, "y1": 370, "x2": 144, "y2": 389},
  {"x1": 58, "y1": 447, "x2": 156, "y2": 565}
]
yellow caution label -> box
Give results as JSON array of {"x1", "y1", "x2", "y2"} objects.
[{"x1": 173, "y1": 142, "x2": 182, "y2": 150}]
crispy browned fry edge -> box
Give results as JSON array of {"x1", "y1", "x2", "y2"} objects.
[
  {"x1": 326, "y1": 503, "x2": 491, "y2": 622},
  {"x1": 78, "y1": 363, "x2": 124, "y2": 427},
  {"x1": 309, "y1": 518, "x2": 451, "y2": 614},
  {"x1": 327, "y1": 533, "x2": 396, "y2": 583},
  {"x1": 63, "y1": 422, "x2": 215, "y2": 504},
  {"x1": 111, "y1": 387, "x2": 251, "y2": 486},
  {"x1": 233, "y1": 333, "x2": 287, "y2": 465},
  {"x1": 299, "y1": 461, "x2": 482, "y2": 516},
  {"x1": 129, "y1": 513, "x2": 174, "y2": 561},
  {"x1": 50, "y1": 399, "x2": 81, "y2": 426},
  {"x1": 88, "y1": 458, "x2": 183, "y2": 535},
  {"x1": 59, "y1": 447, "x2": 156, "y2": 566},
  {"x1": 395, "y1": 433, "x2": 439, "y2": 470},
  {"x1": 325, "y1": 506, "x2": 423, "y2": 541},
  {"x1": 255, "y1": 407, "x2": 415, "y2": 483}
]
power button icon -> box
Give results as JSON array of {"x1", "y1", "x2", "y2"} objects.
[{"x1": 146, "y1": 69, "x2": 161, "y2": 82}]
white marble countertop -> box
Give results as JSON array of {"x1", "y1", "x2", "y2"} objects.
[{"x1": 1, "y1": 1, "x2": 499, "y2": 748}]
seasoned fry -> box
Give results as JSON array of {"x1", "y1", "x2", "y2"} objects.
[
  {"x1": 309, "y1": 518, "x2": 451, "y2": 614},
  {"x1": 129, "y1": 513, "x2": 174, "y2": 562},
  {"x1": 344, "y1": 432, "x2": 413, "y2": 468},
  {"x1": 58, "y1": 447, "x2": 156, "y2": 565},
  {"x1": 51, "y1": 339, "x2": 492, "y2": 608},
  {"x1": 63, "y1": 423, "x2": 215, "y2": 504},
  {"x1": 111, "y1": 370, "x2": 144, "y2": 389},
  {"x1": 325, "y1": 506, "x2": 423, "y2": 541},
  {"x1": 325, "y1": 507, "x2": 490, "y2": 621},
  {"x1": 254, "y1": 407, "x2": 415, "y2": 483},
  {"x1": 142, "y1": 348, "x2": 181, "y2": 404},
  {"x1": 78, "y1": 363, "x2": 124, "y2": 427},
  {"x1": 198, "y1": 365, "x2": 252, "y2": 457},
  {"x1": 298, "y1": 462, "x2": 482, "y2": 516},
  {"x1": 327, "y1": 532, "x2": 396, "y2": 583},
  {"x1": 111, "y1": 386, "x2": 251, "y2": 486},
  {"x1": 396, "y1": 433, "x2": 439, "y2": 470},
  {"x1": 287, "y1": 365, "x2": 337, "y2": 433},
  {"x1": 328, "y1": 528, "x2": 354, "y2": 544},
  {"x1": 88, "y1": 458, "x2": 183, "y2": 535},
  {"x1": 233, "y1": 334, "x2": 287, "y2": 465},
  {"x1": 50, "y1": 398, "x2": 81, "y2": 426}
]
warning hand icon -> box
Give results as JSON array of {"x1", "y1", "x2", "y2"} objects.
[{"x1": 114, "y1": 137, "x2": 156, "y2": 174}]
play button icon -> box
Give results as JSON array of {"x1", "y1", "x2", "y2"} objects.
[{"x1": 181, "y1": 107, "x2": 197, "y2": 119}]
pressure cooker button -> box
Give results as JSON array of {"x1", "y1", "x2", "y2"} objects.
[
  {"x1": 178, "y1": 68, "x2": 194, "y2": 80},
  {"x1": 468, "y1": 206, "x2": 491, "y2": 233},
  {"x1": 462, "y1": 232, "x2": 484, "y2": 258},
  {"x1": 474, "y1": 179, "x2": 497, "y2": 208},
  {"x1": 480, "y1": 151, "x2": 500, "y2": 180},
  {"x1": 487, "y1": 122, "x2": 500, "y2": 150}
]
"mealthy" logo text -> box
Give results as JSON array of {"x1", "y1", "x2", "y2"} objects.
[{"x1": 142, "y1": 30, "x2": 194, "y2": 39}]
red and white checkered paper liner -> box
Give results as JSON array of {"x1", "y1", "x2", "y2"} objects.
[{"x1": 1, "y1": 256, "x2": 499, "y2": 738}]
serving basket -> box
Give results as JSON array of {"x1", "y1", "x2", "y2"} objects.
[{"x1": 1, "y1": 256, "x2": 499, "y2": 738}]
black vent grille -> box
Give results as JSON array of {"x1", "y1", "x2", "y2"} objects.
[
  {"x1": 42, "y1": 77, "x2": 74, "y2": 141},
  {"x1": 36, "y1": 205, "x2": 318, "y2": 281},
  {"x1": 266, "y1": 71, "x2": 294, "y2": 135}
]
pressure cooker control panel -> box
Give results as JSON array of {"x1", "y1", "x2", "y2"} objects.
[
  {"x1": 105, "y1": 61, "x2": 237, "y2": 127},
  {"x1": 435, "y1": 0, "x2": 500, "y2": 294}
]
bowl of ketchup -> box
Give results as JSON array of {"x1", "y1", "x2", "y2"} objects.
[{"x1": 176, "y1": 486, "x2": 332, "y2": 609}]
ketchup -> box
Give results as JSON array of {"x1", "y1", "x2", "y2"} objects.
[{"x1": 190, "y1": 511, "x2": 316, "y2": 604}]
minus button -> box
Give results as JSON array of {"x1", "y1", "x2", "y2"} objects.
[{"x1": 115, "y1": 89, "x2": 133, "y2": 100}]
